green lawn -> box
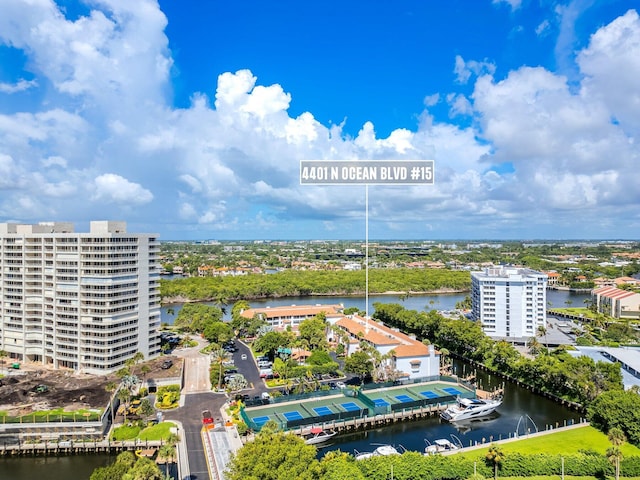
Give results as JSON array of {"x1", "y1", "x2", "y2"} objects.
[
  {"x1": 550, "y1": 307, "x2": 596, "y2": 319},
  {"x1": 111, "y1": 421, "x2": 176, "y2": 441},
  {"x1": 457, "y1": 425, "x2": 640, "y2": 458},
  {"x1": 138, "y1": 421, "x2": 176, "y2": 441}
]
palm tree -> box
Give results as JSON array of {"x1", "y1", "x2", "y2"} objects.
[
  {"x1": 528, "y1": 337, "x2": 542, "y2": 356},
  {"x1": 210, "y1": 346, "x2": 232, "y2": 391},
  {"x1": 485, "y1": 444, "x2": 505, "y2": 480},
  {"x1": 140, "y1": 364, "x2": 151, "y2": 388},
  {"x1": 0, "y1": 350, "x2": 7, "y2": 374},
  {"x1": 105, "y1": 381, "x2": 118, "y2": 428},
  {"x1": 607, "y1": 427, "x2": 627, "y2": 480},
  {"x1": 213, "y1": 294, "x2": 228, "y2": 315},
  {"x1": 537, "y1": 325, "x2": 548, "y2": 349},
  {"x1": 117, "y1": 388, "x2": 131, "y2": 424}
]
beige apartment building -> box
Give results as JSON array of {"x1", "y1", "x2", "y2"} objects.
[
  {"x1": 592, "y1": 286, "x2": 640, "y2": 320},
  {"x1": 240, "y1": 304, "x2": 345, "y2": 330},
  {"x1": 0, "y1": 221, "x2": 161, "y2": 374}
]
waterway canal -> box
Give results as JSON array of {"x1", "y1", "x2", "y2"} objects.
[
  {"x1": 0, "y1": 290, "x2": 589, "y2": 478},
  {"x1": 160, "y1": 289, "x2": 589, "y2": 324},
  {"x1": 316, "y1": 359, "x2": 584, "y2": 458}
]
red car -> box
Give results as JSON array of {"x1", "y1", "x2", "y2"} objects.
[{"x1": 202, "y1": 410, "x2": 213, "y2": 425}]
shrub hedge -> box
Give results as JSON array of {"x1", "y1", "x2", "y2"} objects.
[{"x1": 353, "y1": 451, "x2": 640, "y2": 480}]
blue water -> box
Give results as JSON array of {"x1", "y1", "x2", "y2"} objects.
[{"x1": 160, "y1": 289, "x2": 589, "y2": 324}]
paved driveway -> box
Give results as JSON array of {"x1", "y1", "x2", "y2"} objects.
[
  {"x1": 180, "y1": 336, "x2": 212, "y2": 394},
  {"x1": 232, "y1": 340, "x2": 266, "y2": 397},
  {"x1": 164, "y1": 335, "x2": 221, "y2": 479},
  {"x1": 164, "y1": 392, "x2": 227, "y2": 480}
]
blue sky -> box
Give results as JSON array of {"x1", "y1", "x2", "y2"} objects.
[{"x1": 0, "y1": 0, "x2": 639, "y2": 240}]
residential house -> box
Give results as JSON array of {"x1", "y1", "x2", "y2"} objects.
[{"x1": 328, "y1": 314, "x2": 440, "y2": 380}]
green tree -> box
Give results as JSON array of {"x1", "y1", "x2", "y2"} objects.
[
  {"x1": 298, "y1": 316, "x2": 328, "y2": 351},
  {"x1": 319, "y1": 450, "x2": 365, "y2": 480},
  {"x1": 174, "y1": 303, "x2": 223, "y2": 332},
  {"x1": 253, "y1": 331, "x2": 292, "y2": 358},
  {"x1": 117, "y1": 388, "x2": 131, "y2": 424},
  {"x1": 537, "y1": 325, "x2": 548, "y2": 349},
  {"x1": 485, "y1": 444, "x2": 505, "y2": 480},
  {"x1": 157, "y1": 444, "x2": 176, "y2": 479},
  {"x1": 105, "y1": 381, "x2": 118, "y2": 428},
  {"x1": 587, "y1": 389, "x2": 640, "y2": 445},
  {"x1": 0, "y1": 349, "x2": 7, "y2": 373},
  {"x1": 139, "y1": 398, "x2": 154, "y2": 418},
  {"x1": 210, "y1": 346, "x2": 232, "y2": 390},
  {"x1": 140, "y1": 364, "x2": 151, "y2": 385},
  {"x1": 307, "y1": 349, "x2": 333, "y2": 366},
  {"x1": 203, "y1": 321, "x2": 234, "y2": 345},
  {"x1": 607, "y1": 427, "x2": 627, "y2": 480},
  {"x1": 344, "y1": 350, "x2": 373, "y2": 382},
  {"x1": 121, "y1": 456, "x2": 164, "y2": 480},
  {"x1": 90, "y1": 451, "x2": 136, "y2": 480},
  {"x1": 225, "y1": 430, "x2": 321, "y2": 480},
  {"x1": 527, "y1": 337, "x2": 542, "y2": 356}
]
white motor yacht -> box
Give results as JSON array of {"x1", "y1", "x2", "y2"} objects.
[
  {"x1": 440, "y1": 396, "x2": 502, "y2": 422},
  {"x1": 355, "y1": 444, "x2": 401, "y2": 460}
]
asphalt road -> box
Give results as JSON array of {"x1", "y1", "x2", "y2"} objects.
[
  {"x1": 162, "y1": 336, "x2": 267, "y2": 480},
  {"x1": 232, "y1": 340, "x2": 267, "y2": 398},
  {"x1": 164, "y1": 392, "x2": 226, "y2": 480}
]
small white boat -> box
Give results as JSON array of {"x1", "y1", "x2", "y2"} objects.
[
  {"x1": 440, "y1": 396, "x2": 502, "y2": 422},
  {"x1": 425, "y1": 438, "x2": 460, "y2": 455},
  {"x1": 355, "y1": 444, "x2": 401, "y2": 460},
  {"x1": 303, "y1": 427, "x2": 336, "y2": 445}
]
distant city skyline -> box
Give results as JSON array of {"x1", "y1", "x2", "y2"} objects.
[{"x1": 1, "y1": 1, "x2": 639, "y2": 240}]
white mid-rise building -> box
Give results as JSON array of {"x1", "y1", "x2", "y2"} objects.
[
  {"x1": 0, "y1": 221, "x2": 161, "y2": 374},
  {"x1": 471, "y1": 267, "x2": 547, "y2": 339}
]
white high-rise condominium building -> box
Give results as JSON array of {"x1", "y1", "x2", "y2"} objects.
[
  {"x1": 471, "y1": 267, "x2": 548, "y2": 339},
  {"x1": 0, "y1": 221, "x2": 161, "y2": 374}
]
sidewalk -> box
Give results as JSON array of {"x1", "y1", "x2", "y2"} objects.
[
  {"x1": 197, "y1": 402, "x2": 245, "y2": 480},
  {"x1": 170, "y1": 421, "x2": 190, "y2": 480}
]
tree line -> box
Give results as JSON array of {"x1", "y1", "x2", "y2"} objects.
[
  {"x1": 225, "y1": 422, "x2": 640, "y2": 480},
  {"x1": 160, "y1": 268, "x2": 471, "y2": 302},
  {"x1": 371, "y1": 303, "x2": 624, "y2": 407}
]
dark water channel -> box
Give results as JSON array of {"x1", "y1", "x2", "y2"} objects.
[{"x1": 317, "y1": 360, "x2": 584, "y2": 457}]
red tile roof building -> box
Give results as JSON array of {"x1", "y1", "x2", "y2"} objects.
[
  {"x1": 328, "y1": 314, "x2": 440, "y2": 380},
  {"x1": 592, "y1": 286, "x2": 640, "y2": 319},
  {"x1": 240, "y1": 304, "x2": 344, "y2": 329}
]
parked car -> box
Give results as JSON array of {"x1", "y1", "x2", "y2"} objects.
[
  {"x1": 202, "y1": 410, "x2": 213, "y2": 425},
  {"x1": 161, "y1": 359, "x2": 173, "y2": 369}
]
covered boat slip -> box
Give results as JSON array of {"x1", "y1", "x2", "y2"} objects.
[
  {"x1": 241, "y1": 393, "x2": 370, "y2": 431},
  {"x1": 241, "y1": 380, "x2": 475, "y2": 432},
  {"x1": 364, "y1": 381, "x2": 475, "y2": 414}
]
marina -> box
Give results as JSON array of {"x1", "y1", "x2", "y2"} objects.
[
  {"x1": 241, "y1": 379, "x2": 478, "y2": 434},
  {"x1": 1, "y1": 290, "x2": 590, "y2": 479}
]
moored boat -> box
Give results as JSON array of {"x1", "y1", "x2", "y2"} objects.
[
  {"x1": 303, "y1": 427, "x2": 337, "y2": 445},
  {"x1": 355, "y1": 444, "x2": 401, "y2": 460},
  {"x1": 440, "y1": 396, "x2": 502, "y2": 422},
  {"x1": 424, "y1": 438, "x2": 460, "y2": 455}
]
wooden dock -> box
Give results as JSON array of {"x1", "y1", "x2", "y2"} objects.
[
  {"x1": 292, "y1": 403, "x2": 447, "y2": 438},
  {"x1": 0, "y1": 439, "x2": 163, "y2": 456}
]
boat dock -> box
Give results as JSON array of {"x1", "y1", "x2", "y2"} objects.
[
  {"x1": 241, "y1": 379, "x2": 475, "y2": 436},
  {"x1": 292, "y1": 403, "x2": 448, "y2": 436},
  {"x1": 0, "y1": 438, "x2": 164, "y2": 456}
]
